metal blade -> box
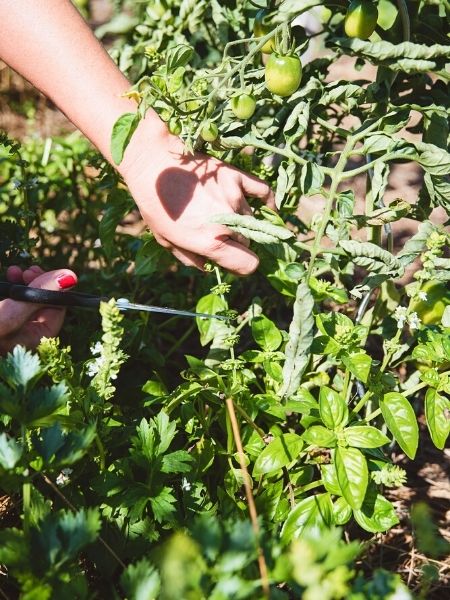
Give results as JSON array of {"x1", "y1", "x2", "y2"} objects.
[{"x1": 115, "y1": 298, "x2": 228, "y2": 320}]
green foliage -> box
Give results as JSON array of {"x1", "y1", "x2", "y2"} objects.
[{"x1": 1, "y1": 0, "x2": 449, "y2": 597}]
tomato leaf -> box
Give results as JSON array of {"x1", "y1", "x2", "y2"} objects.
[{"x1": 110, "y1": 112, "x2": 139, "y2": 165}]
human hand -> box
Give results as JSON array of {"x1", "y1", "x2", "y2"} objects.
[
  {"x1": 121, "y1": 128, "x2": 276, "y2": 275},
  {"x1": 0, "y1": 266, "x2": 77, "y2": 355}
]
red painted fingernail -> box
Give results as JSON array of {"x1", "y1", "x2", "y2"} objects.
[{"x1": 57, "y1": 274, "x2": 77, "y2": 289}]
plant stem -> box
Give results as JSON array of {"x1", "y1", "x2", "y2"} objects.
[
  {"x1": 352, "y1": 390, "x2": 373, "y2": 414},
  {"x1": 365, "y1": 407, "x2": 381, "y2": 422},
  {"x1": 306, "y1": 138, "x2": 354, "y2": 280},
  {"x1": 225, "y1": 397, "x2": 270, "y2": 598}
]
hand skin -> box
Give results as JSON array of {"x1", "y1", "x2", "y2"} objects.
[
  {"x1": 0, "y1": 266, "x2": 77, "y2": 355},
  {"x1": 0, "y1": 0, "x2": 275, "y2": 275}
]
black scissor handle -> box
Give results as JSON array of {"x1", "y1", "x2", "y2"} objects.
[{"x1": 0, "y1": 282, "x2": 105, "y2": 309}]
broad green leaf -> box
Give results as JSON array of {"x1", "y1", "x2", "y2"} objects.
[
  {"x1": 25, "y1": 382, "x2": 68, "y2": 424},
  {"x1": 342, "y1": 352, "x2": 372, "y2": 384},
  {"x1": 253, "y1": 433, "x2": 303, "y2": 476},
  {"x1": 161, "y1": 450, "x2": 193, "y2": 474},
  {"x1": 251, "y1": 315, "x2": 282, "y2": 352},
  {"x1": 111, "y1": 112, "x2": 139, "y2": 165},
  {"x1": 380, "y1": 392, "x2": 419, "y2": 459},
  {"x1": 150, "y1": 486, "x2": 177, "y2": 523},
  {"x1": 57, "y1": 508, "x2": 101, "y2": 558},
  {"x1": 0, "y1": 346, "x2": 41, "y2": 390},
  {"x1": 284, "y1": 388, "x2": 318, "y2": 414},
  {"x1": 344, "y1": 426, "x2": 390, "y2": 449},
  {"x1": 195, "y1": 294, "x2": 228, "y2": 346},
  {"x1": 425, "y1": 388, "x2": 450, "y2": 450},
  {"x1": 281, "y1": 493, "x2": 333, "y2": 544},
  {"x1": 280, "y1": 282, "x2": 315, "y2": 398},
  {"x1": 121, "y1": 558, "x2": 161, "y2": 600},
  {"x1": 321, "y1": 463, "x2": 341, "y2": 495},
  {"x1": 99, "y1": 189, "x2": 134, "y2": 258},
  {"x1": 333, "y1": 497, "x2": 352, "y2": 526},
  {"x1": 0, "y1": 528, "x2": 28, "y2": 567},
  {"x1": 0, "y1": 433, "x2": 22, "y2": 469},
  {"x1": 303, "y1": 425, "x2": 336, "y2": 448},
  {"x1": 335, "y1": 447, "x2": 368, "y2": 510},
  {"x1": 353, "y1": 486, "x2": 399, "y2": 533},
  {"x1": 319, "y1": 387, "x2": 348, "y2": 430}
]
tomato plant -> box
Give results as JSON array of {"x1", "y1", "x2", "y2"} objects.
[
  {"x1": 344, "y1": 0, "x2": 379, "y2": 39},
  {"x1": 265, "y1": 53, "x2": 302, "y2": 97},
  {"x1": 1, "y1": 1, "x2": 450, "y2": 598}
]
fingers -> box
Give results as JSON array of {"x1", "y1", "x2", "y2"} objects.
[
  {"x1": 28, "y1": 269, "x2": 78, "y2": 291},
  {"x1": 207, "y1": 235, "x2": 259, "y2": 275},
  {"x1": 171, "y1": 246, "x2": 206, "y2": 270},
  {"x1": 0, "y1": 269, "x2": 77, "y2": 342},
  {"x1": 240, "y1": 172, "x2": 276, "y2": 210},
  {"x1": 22, "y1": 265, "x2": 45, "y2": 285},
  {"x1": 6, "y1": 265, "x2": 23, "y2": 283}
]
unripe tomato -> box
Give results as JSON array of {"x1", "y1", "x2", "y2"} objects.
[
  {"x1": 201, "y1": 121, "x2": 218, "y2": 142},
  {"x1": 168, "y1": 118, "x2": 182, "y2": 136},
  {"x1": 411, "y1": 281, "x2": 450, "y2": 326},
  {"x1": 253, "y1": 9, "x2": 276, "y2": 54},
  {"x1": 265, "y1": 53, "x2": 302, "y2": 97},
  {"x1": 230, "y1": 93, "x2": 256, "y2": 120},
  {"x1": 344, "y1": 0, "x2": 378, "y2": 40}
]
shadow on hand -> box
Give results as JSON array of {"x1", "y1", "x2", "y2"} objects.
[{"x1": 155, "y1": 154, "x2": 227, "y2": 221}]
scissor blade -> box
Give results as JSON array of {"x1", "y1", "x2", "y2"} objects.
[{"x1": 115, "y1": 298, "x2": 228, "y2": 320}]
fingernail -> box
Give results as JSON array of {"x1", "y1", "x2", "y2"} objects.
[{"x1": 57, "y1": 274, "x2": 77, "y2": 289}]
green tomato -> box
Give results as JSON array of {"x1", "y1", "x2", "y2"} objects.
[
  {"x1": 253, "y1": 9, "x2": 276, "y2": 54},
  {"x1": 265, "y1": 53, "x2": 302, "y2": 97},
  {"x1": 168, "y1": 118, "x2": 182, "y2": 136},
  {"x1": 411, "y1": 281, "x2": 450, "y2": 326},
  {"x1": 344, "y1": 0, "x2": 378, "y2": 40},
  {"x1": 201, "y1": 121, "x2": 219, "y2": 142},
  {"x1": 230, "y1": 93, "x2": 256, "y2": 120}
]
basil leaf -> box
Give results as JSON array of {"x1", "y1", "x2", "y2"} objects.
[
  {"x1": 335, "y1": 447, "x2": 368, "y2": 510},
  {"x1": 380, "y1": 392, "x2": 419, "y2": 459},
  {"x1": 253, "y1": 433, "x2": 303, "y2": 476}
]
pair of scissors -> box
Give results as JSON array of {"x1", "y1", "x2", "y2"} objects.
[{"x1": 0, "y1": 281, "x2": 227, "y2": 321}]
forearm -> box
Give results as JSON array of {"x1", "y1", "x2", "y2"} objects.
[{"x1": 0, "y1": 0, "x2": 167, "y2": 172}]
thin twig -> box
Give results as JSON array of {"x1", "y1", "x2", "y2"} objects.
[
  {"x1": 41, "y1": 474, "x2": 126, "y2": 570},
  {"x1": 225, "y1": 397, "x2": 270, "y2": 599}
]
